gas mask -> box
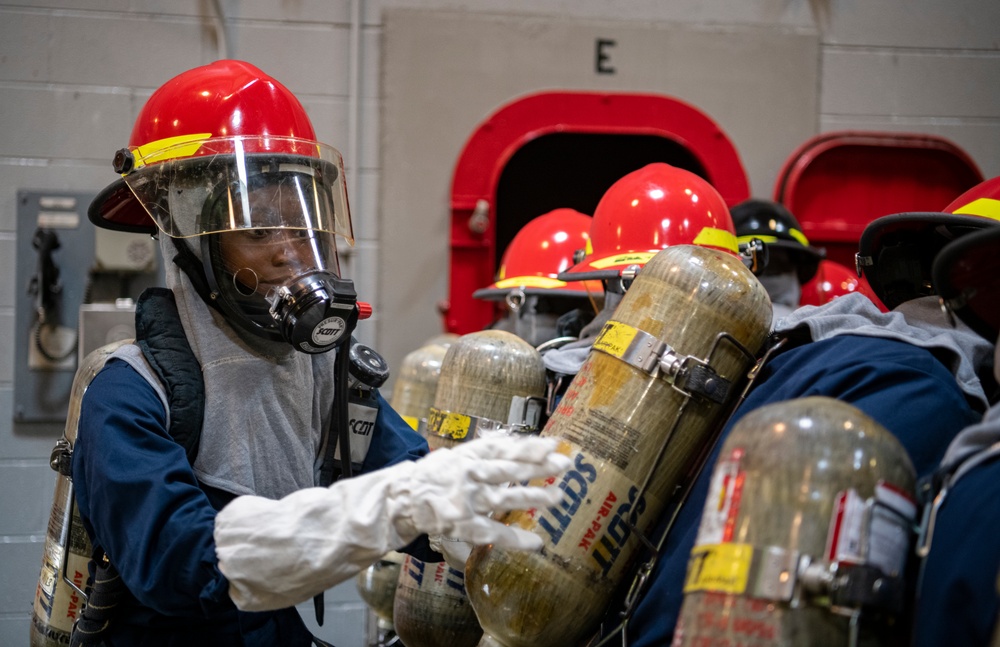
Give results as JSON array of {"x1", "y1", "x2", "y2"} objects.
[{"x1": 199, "y1": 176, "x2": 358, "y2": 354}]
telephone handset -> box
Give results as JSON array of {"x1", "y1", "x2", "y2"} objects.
[{"x1": 28, "y1": 227, "x2": 77, "y2": 365}]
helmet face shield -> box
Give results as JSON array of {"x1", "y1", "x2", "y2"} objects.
[{"x1": 122, "y1": 136, "x2": 354, "y2": 244}]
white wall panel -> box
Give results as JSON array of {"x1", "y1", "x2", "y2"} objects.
[
  {"x1": 0, "y1": 86, "x2": 135, "y2": 162},
  {"x1": 229, "y1": 22, "x2": 352, "y2": 96},
  {"x1": 822, "y1": 0, "x2": 1000, "y2": 49},
  {"x1": 351, "y1": 168, "x2": 381, "y2": 242},
  {"x1": 823, "y1": 48, "x2": 1000, "y2": 118},
  {"x1": 375, "y1": 0, "x2": 816, "y2": 27},
  {"x1": 0, "y1": 463, "x2": 54, "y2": 535}
]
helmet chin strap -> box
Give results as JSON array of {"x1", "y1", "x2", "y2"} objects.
[{"x1": 169, "y1": 236, "x2": 231, "y2": 320}]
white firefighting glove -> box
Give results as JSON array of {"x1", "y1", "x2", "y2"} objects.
[
  {"x1": 214, "y1": 435, "x2": 569, "y2": 611},
  {"x1": 428, "y1": 534, "x2": 475, "y2": 571}
]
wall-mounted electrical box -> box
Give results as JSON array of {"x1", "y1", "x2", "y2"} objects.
[{"x1": 14, "y1": 190, "x2": 162, "y2": 423}]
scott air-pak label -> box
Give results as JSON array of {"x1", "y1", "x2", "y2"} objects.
[{"x1": 333, "y1": 389, "x2": 378, "y2": 470}]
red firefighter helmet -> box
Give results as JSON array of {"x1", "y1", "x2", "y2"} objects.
[
  {"x1": 88, "y1": 59, "x2": 353, "y2": 244},
  {"x1": 856, "y1": 176, "x2": 1000, "y2": 311},
  {"x1": 933, "y1": 176, "x2": 1000, "y2": 341},
  {"x1": 473, "y1": 208, "x2": 603, "y2": 300},
  {"x1": 87, "y1": 60, "x2": 360, "y2": 351},
  {"x1": 799, "y1": 260, "x2": 860, "y2": 307},
  {"x1": 558, "y1": 163, "x2": 738, "y2": 282}
]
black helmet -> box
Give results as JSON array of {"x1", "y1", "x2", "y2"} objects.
[
  {"x1": 933, "y1": 225, "x2": 1000, "y2": 342},
  {"x1": 731, "y1": 199, "x2": 823, "y2": 284}
]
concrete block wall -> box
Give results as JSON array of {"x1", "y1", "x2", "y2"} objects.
[{"x1": 1, "y1": 1, "x2": 997, "y2": 645}]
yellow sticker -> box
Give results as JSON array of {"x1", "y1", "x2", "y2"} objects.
[
  {"x1": 131, "y1": 133, "x2": 213, "y2": 168},
  {"x1": 683, "y1": 543, "x2": 753, "y2": 594},
  {"x1": 427, "y1": 408, "x2": 472, "y2": 440},
  {"x1": 593, "y1": 320, "x2": 638, "y2": 360},
  {"x1": 400, "y1": 415, "x2": 419, "y2": 431}
]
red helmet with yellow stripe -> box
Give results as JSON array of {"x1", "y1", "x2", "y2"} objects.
[
  {"x1": 88, "y1": 60, "x2": 361, "y2": 351},
  {"x1": 558, "y1": 163, "x2": 738, "y2": 282},
  {"x1": 473, "y1": 208, "x2": 603, "y2": 300},
  {"x1": 856, "y1": 176, "x2": 1000, "y2": 310},
  {"x1": 88, "y1": 59, "x2": 353, "y2": 244}
]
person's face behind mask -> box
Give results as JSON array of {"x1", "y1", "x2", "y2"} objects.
[
  {"x1": 205, "y1": 179, "x2": 348, "y2": 351},
  {"x1": 217, "y1": 228, "x2": 319, "y2": 296},
  {"x1": 756, "y1": 248, "x2": 801, "y2": 309},
  {"x1": 758, "y1": 271, "x2": 801, "y2": 308}
]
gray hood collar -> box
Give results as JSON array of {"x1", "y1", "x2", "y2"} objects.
[
  {"x1": 160, "y1": 235, "x2": 336, "y2": 499},
  {"x1": 776, "y1": 292, "x2": 994, "y2": 409}
]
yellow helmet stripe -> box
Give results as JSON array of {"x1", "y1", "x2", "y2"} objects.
[
  {"x1": 495, "y1": 276, "x2": 567, "y2": 289},
  {"x1": 952, "y1": 198, "x2": 1000, "y2": 221},
  {"x1": 787, "y1": 228, "x2": 811, "y2": 246},
  {"x1": 736, "y1": 229, "x2": 811, "y2": 247},
  {"x1": 131, "y1": 133, "x2": 213, "y2": 170},
  {"x1": 590, "y1": 252, "x2": 657, "y2": 269},
  {"x1": 737, "y1": 234, "x2": 780, "y2": 245},
  {"x1": 693, "y1": 227, "x2": 739, "y2": 253}
]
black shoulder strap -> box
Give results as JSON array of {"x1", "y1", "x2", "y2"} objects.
[{"x1": 134, "y1": 287, "x2": 205, "y2": 464}]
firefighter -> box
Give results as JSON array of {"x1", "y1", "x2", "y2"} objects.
[
  {"x1": 624, "y1": 177, "x2": 1000, "y2": 646},
  {"x1": 474, "y1": 208, "x2": 602, "y2": 346},
  {"x1": 913, "y1": 183, "x2": 1000, "y2": 646},
  {"x1": 542, "y1": 162, "x2": 741, "y2": 391},
  {"x1": 69, "y1": 60, "x2": 568, "y2": 646},
  {"x1": 731, "y1": 198, "x2": 824, "y2": 320}
]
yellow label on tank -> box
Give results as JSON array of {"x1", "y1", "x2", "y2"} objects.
[
  {"x1": 593, "y1": 320, "x2": 638, "y2": 359},
  {"x1": 683, "y1": 543, "x2": 752, "y2": 594},
  {"x1": 427, "y1": 408, "x2": 472, "y2": 440}
]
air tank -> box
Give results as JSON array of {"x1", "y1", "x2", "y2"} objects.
[
  {"x1": 355, "y1": 551, "x2": 406, "y2": 646},
  {"x1": 394, "y1": 555, "x2": 484, "y2": 647},
  {"x1": 390, "y1": 339, "x2": 452, "y2": 432},
  {"x1": 31, "y1": 340, "x2": 131, "y2": 647},
  {"x1": 424, "y1": 329, "x2": 546, "y2": 451},
  {"x1": 674, "y1": 396, "x2": 917, "y2": 647},
  {"x1": 393, "y1": 329, "x2": 548, "y2": 647},
  {"x1": 464, "y1": 244, "x2": 772, "y2": 647}
]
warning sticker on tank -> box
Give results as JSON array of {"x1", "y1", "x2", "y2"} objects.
[
  {"x1": 425, "y1": 407, "x2": 472, "y2": 440},
  {"x1": 697, "y1": 448, "x2": 745, "y2": 545},
  {"x1": 683, "y1": 542, "x2": 753, "y2": 594},
  {"x1": 593, "y1": 320, "x2": 639, "y2": 361},
  {"x1": 826, "y1": 481, "x2": 916, "y2": 575}
]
